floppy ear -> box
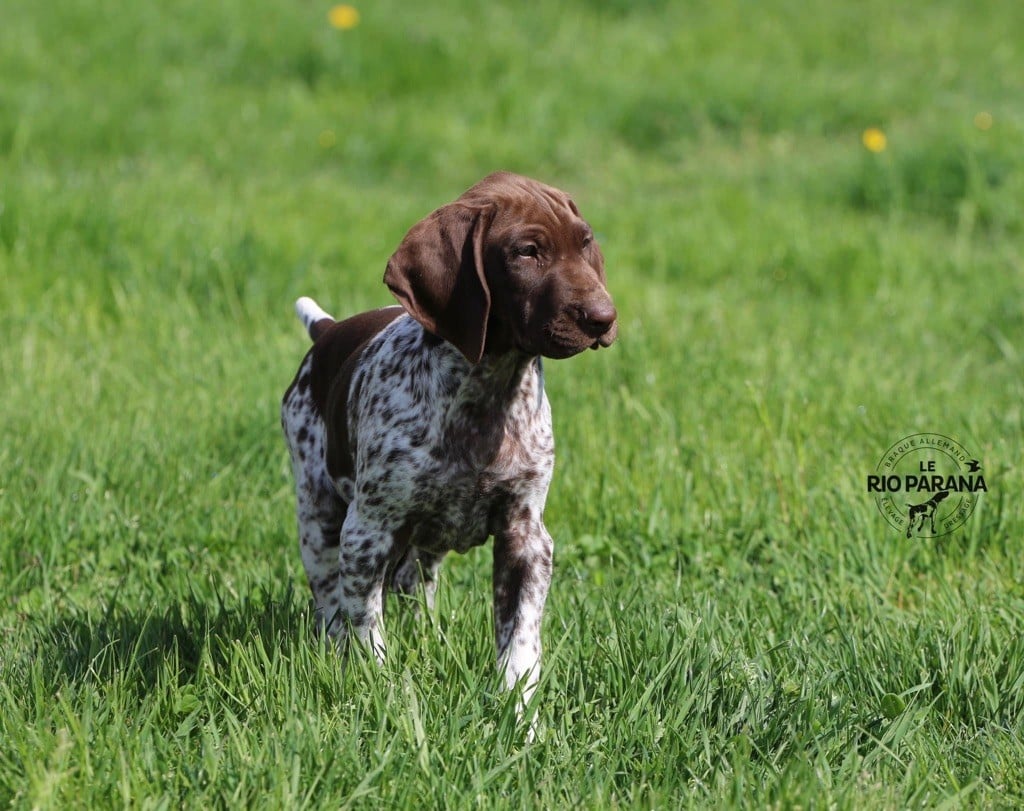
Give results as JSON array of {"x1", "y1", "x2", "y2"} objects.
[{"x1": 384, "y1": 202, "x2": 496, "y2": 364}]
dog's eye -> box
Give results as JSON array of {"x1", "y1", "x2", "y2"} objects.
[
  {"x1": 515, "y1": 244, "x2": 538, "y2": 258},
  {"x1": 581, "y1": 236, "x2": 592, "y2": 249}
]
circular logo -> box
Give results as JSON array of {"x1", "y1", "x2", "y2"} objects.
[{"x1": 867, "y1": 433, "x2": 986, "y2": 538}]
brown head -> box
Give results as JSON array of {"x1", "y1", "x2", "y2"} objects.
[{"x1": 384, "y1": 172, "x2": 618, "y2": 363}]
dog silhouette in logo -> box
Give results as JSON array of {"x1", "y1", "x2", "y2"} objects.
[{"x1": 906, "y1": 490, "x2": 949, "y2": 537}]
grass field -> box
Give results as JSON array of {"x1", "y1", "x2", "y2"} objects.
[{"x1": 3, "y1": 0, "x2": 1024, "y2": 807}]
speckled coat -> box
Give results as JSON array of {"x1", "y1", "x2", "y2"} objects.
[{"x1": 281, "y1": 172, "x2": 617, "y2": 712}]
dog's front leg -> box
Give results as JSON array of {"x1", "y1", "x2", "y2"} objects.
[
  {"x1": 329, "y1": 506, "x2": 395, "y2": 662},
  {"x1": 492, "y1": 513, "x2": 553, "y2": 710}
]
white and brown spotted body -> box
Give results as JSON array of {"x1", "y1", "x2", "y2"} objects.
[{"x1": 282, "y1": 172, "x2": 616, "y2": 712}]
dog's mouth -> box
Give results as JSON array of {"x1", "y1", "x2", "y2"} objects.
[
  {"x1": 527, "y1": 313, "x2": 618, "y2": 358},
  {"x1": 543, "y1": 331, "x2": 614, "y2": 358},
  {"x1": 586, "y1": 319, "x2": 618, "y2": 350}
]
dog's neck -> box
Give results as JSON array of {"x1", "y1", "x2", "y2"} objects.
[
  {"x1": 438, "y1": 344, "x2": 546, "y2": 471},
  {"x1": 458, "y1": 349, "x2": 542, "y2": 414}
]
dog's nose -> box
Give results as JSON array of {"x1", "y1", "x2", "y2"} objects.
[{"x1": 576, "y1": 302, "x2": 617, "y2": 338}]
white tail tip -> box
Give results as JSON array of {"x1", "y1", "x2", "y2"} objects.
[{"x1": 295, "y1": 296, "x2": 334, "y2": 339}]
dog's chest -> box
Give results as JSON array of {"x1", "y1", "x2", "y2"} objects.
[
  {"x1": 351, "y1": 319, "x2": 553, "y2": 552},
  {"x1": 406, "y1": 415, "x2": 552, "y2": 553}
]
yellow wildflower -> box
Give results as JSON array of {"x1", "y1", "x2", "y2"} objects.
[
  {"x1": 328, "y1": 5, "x2": 359, "y2": 30},
  {"x1": 974, "y1": 111, "x2": 993, "y2": 131},
  {"x1": 861, "y1": 127, "x2": 887, "y2": 153}
]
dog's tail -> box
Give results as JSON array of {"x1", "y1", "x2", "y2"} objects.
[{"x1": 295, "y1": 297, "x2": 335, "y2": 341}]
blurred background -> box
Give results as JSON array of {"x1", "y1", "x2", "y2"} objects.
[{"x1": 2, "y1": 1, "x2": 1023, "y2": 804}]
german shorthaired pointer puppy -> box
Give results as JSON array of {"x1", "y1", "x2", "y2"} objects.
[{"x1": 282, "y1": 172, "x2": 617, "y2": 708}]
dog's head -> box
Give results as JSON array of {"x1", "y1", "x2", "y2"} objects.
[{"x1": 384, "y1": 172, "x2": 617, "y2": 363}]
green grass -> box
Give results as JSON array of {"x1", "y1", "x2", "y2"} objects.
[{"x1": 3, "y1": 0, "x2": 1024, "y2": 807}]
